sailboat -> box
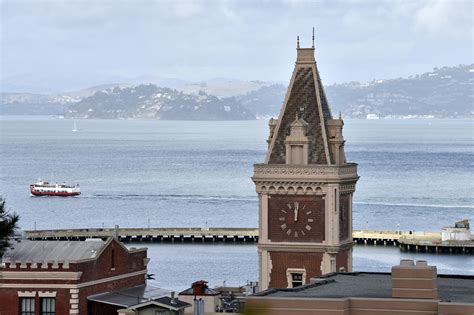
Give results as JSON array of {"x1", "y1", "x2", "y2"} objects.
[{"x1": 72, "y1": 121, "x2": 77, "y2": 132}]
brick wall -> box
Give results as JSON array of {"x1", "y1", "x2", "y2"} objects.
[
  {"x1": 268, "y1": 251, "x2": 323, "y2": 288},
  {"x1": 0, "y1": 239, "x2": 147, "y2": 315},
  {"x1": 336, "y1": 250, "x2": 349, "y2": 272},
  {"x1": 0, "y1": 288, "x2": 70, "y2": 315},
  {"x1": 75, "y1": 239, "x2": 146, "y2": 283}
]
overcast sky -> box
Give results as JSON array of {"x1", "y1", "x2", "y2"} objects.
[{"x1": 1, "y1": 0, "x2": 473, "y2": 93}]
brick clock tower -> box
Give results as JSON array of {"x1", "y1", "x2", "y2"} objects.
[{"x1": 252, "y1": 33, "x2": 359, "y2": 290}]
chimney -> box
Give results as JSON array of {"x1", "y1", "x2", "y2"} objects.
[
  {"x1": 392, "y1": 260, "x2": 438, "y2": 300},
  {"x1": 192, "y1": 280, "x2": 207, "y2": 296},
  {"x1": 171, "y1": 291, "x2": 176, "y2": 305}
]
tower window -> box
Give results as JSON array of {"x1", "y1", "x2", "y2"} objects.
[
  {"x1": 291, "y1": 273, "x2": 303, "y2": 287},
  {"x1": 286, "y1": 268, "x2": 306, "y2": 288}
]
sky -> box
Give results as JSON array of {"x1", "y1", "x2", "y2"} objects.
[{"x1": 1, "y1": 0, "x2": 473, "y2": 93}]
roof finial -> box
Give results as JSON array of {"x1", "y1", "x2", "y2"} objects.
[
  {"x1": 312, "y1": 27, "x2": 315, "y2": 49},
  {"x1": 339, "y1": 111, "x2": 342, "y2": 120},
  {"x1": 297, "y1": 36, "x2": 300, "y2": 49}
]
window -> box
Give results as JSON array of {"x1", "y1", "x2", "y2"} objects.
[
  {"x1": 155, "y1": 311, "x2": 170, "y2": 315},
  {"x1": 41, "y1": 297, "x2": 55, "y2": 315},
  {"x1": 291, "y1": 273, "x2": 303, "y2": 288},
  {"x1": 20, "y1": 298, "x2": 35, "y2": 315},
  {"x1": 286, "y1": 268, "x2": 306, "y2": 288}
]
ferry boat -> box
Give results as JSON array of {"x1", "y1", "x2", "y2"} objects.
[{"x1": 30, "y1": 180, "x2": 81, "y2": 196}]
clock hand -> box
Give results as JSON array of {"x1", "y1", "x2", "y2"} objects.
[{"x1": 294, "y1": 202, "x2": 299, "y2": 222}]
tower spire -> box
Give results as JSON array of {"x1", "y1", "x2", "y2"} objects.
[
  {"x1": 312, "y1": 27, "x2": 315, "y2": 48},
  {"x1": 297, "y1": 36, "x2": 300, "y2": 49}
]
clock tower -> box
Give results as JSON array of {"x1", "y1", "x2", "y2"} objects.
[{"x1": 252, "y1": 33, "x2": 359, "y2": 290}]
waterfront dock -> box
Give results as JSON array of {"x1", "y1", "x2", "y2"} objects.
[
  {"x1": 25, "y1": 227, "x2": 260, "y2": 243},
  {"x1": 352, "y1": 230, "x2": 474, "y2": 254},
  {"x1": 24, "y1": 228, "x2": 473, "y2": 254}
]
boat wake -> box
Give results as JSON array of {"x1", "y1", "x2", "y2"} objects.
[
  {"x1": 86, "y1": 193, "x2": 257, "y2": 202},
  {"x1": 354, "y1": 201, "x2": 474, "y2": 209}
]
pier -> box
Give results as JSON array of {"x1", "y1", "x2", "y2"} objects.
[
  {"x1": 24, "y1": 228, "x2": 473, "y2": 254},
  {"x1": 25, "y1": 227, "x2": 260, "y2": 244}
]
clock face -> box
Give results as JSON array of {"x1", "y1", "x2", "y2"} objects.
[{"x1": 268, "y1": 195, "x2": 325, "y2": 243}]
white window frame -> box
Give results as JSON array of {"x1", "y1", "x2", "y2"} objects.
[{"x1": 286, "y1": 268, "x2": 306, "y2": 288}]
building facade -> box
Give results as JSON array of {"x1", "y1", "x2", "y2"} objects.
[
  {"x1": 0, "y1": 238, "x2": 148, "y2": 315},
  {"x1": 252, "y1": 35, "x2": 359, "y2": 290}
]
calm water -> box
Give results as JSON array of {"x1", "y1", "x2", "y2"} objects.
[{"x1": 1, "y1": 117, "x2": 473, "y2": 290}]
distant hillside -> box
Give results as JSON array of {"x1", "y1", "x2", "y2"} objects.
[
  {"x1": 239, "y1": 64, "x2": 474, "y2": 118},
  {"x1": 0, "y1": 93, "x2": 77, "y2": 115},
  {"x1": 65, "y1": 84, "x2": 254, "y2": 120},
  {"x1": 2, "y1": 64, "x2": 472, "y2": 119},
  {"x1": 236, "y1": 84, "x2": 286, "y2": 118},
  {"x1": 177, "y1": 78, "x2": 273, "y2": 98}
]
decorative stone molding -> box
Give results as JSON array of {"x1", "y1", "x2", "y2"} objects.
[
  {"x1": 258, "y1": 242, "x2": 353, "y2": 253},
  {"x1": 0, "y1": 269, "x2": 146, "y2": 289},
  {"x1": 18, "y1": 291, "x2": 36, "y2": 297},
  {"x1": 340, "y1": 184, "x2": 356, "y2": 194},
  {"x1": 0, "y1": 271, "x2": 82, "y2": 280},
  {"x1": 253, "y1": 163, "x2": 358, "y2": 179},
  {"x1": 38, "y1": 291, "x2": 57, "y2": 297},
  {"x1": 254, "y1": 182, "x2": 327, "y2": 195}
]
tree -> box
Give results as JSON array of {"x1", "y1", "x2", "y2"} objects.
[{"x1": 0, "y1": 197, "x2": 20, "y2": 258}]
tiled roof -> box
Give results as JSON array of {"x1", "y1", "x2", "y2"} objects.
[
  {"x1": 267, "y1": 49, "x2": 333, "y2": 164},
  {"x1": 2, "y1": 239, "x2": 106, "y2": 263}
]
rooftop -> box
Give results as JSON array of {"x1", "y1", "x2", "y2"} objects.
[
  {"x1": 2, "y1": 239, "x2": 106, "y2": 263},
  {"x1": 254, "y1": 272, "x2": 474, "y2": 304},
  {"x1": 87, "y1": 284, "x2": 182, "y2": 308}
]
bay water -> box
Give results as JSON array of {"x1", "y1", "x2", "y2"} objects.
[{"x1": 1, "y1": 117, "x2": 472, "y2": 290}]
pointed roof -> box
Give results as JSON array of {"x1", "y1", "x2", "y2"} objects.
[{"x1": 266, "y1": 37, "x2": 334, "y2": 165}]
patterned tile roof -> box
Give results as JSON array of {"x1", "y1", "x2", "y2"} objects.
[{"x1": 267, "y1": 47, "x2": 334, "y2": 164}]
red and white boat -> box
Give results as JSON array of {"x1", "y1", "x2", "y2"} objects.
[{"x1": 30, "y1": 180, "x2": 81, "y2": 196}]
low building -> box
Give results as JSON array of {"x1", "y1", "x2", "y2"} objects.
[
  {"x1": 89, "y1": 287, "x2": 190, "y2": 315},
  {"x1": 179, "y1": 281, "x2": 220, "y2": 314},
  {"x1": 442, "y1": 219, "x2": 471, "y2": 242},
  {"x1": 246, "y1": 260, "x2": 474, "y2": 315},
  {"x1": 0, "y1": 238, "x2": 188, "y2": 315}
]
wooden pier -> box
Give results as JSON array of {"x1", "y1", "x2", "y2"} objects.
[
  {"x1": 24, "y1": 227, "x2": 473, "y2": 254},
  {"x1": 352, "y1": 230, "x2": 474, "y2": 254},
  {"x1": 25, "y1": 227, "x2": 260, "y2": 244}
]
